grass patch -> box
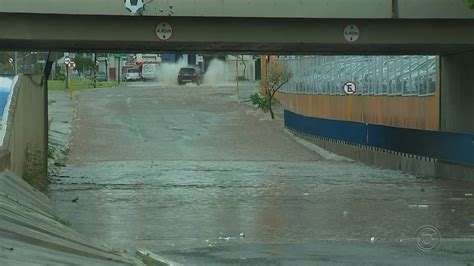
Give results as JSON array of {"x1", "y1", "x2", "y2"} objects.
[
  {"x1": 138, "y1": 253, "x2": 167, "y2": 266},
  {"x1": 48, "y1": 80, "x2": 123, "y2": 90},
  {"x1": 23, "y1": 143, "x2": 49, "y2": 194},
  {"x1": 53, "y1": 216, "x2": 71, "y2": 227}
]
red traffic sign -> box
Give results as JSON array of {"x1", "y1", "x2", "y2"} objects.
[
  {"x1": 68, "y1": 61, "x2": 76, "y2": 70},
  {"x1": 343, "y1": 81, "x2": 357, "y2": 95}
]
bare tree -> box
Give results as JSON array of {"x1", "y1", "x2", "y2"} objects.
[
  {"x1": 237, "y1": 55, "x2": 247, "y2": 80},
  {"x1": 251, "y1": 61, "x2": 292, "y2": 119}
]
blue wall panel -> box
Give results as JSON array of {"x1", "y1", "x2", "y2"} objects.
[
  {"x1": 367, "y1": 125, "x2": 474, "y2": 166},
  {"x1": 284, "y1": 110, "x2": 367, "y2": 145},
  {"x1": 285, "y1": 110, "x2": 474, "y2": 166}
]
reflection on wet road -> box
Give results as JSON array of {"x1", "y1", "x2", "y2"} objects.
[{"x1": 50, "y1": 84, "x2": 474, "y2": 264}]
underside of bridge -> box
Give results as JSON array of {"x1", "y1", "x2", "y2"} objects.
[
  {"x1": 1, "y1": 14, "x2": 474, "y2": 55},
  {"x1": 1, "y1": 11, "x2": 473, "y2": 133}
]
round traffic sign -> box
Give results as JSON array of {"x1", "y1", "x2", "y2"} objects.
[
  {"x1": 155, "y1": 22, "x2": 173, "y2": 41},
  {"x1": 8, "y1": 58, "x2": 13, "y2": 64},
  {"x1": 64, "y1": 57, "x2": 71, "y2": 65},
  {"x1": 68, "y1": 61, "x2": 76, "y2": 70},
  {"x1": 344, "y1": 25, "x2": 360, "y2": 42},
  {"x1": 343, "y1": 81, "x2": 357, "y2": 95},
  {"x1": 96, "y1": 60, "x2": 100, "y2": 66}
]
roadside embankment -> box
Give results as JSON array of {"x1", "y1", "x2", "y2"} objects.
[{"x1": 0, "y1": 76, "x2": 139, "y2": 265}]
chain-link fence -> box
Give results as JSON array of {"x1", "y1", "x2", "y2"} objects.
[{"x1": 276, "y1": 55, "x2": 437, "y2": 96}]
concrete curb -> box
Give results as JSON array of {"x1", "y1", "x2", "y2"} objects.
[
  {"x1": 284, "y1": 129, "x2": 353, "y2": 162},
  {"x1": 136, "y1": 249, "x2": 181, "y2": 266}
]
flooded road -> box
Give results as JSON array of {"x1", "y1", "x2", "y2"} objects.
[{"x1": 50, "y1": 83, "x2": 474, "y2": 265}]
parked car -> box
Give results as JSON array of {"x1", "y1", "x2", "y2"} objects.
[
  {"x1": 177, "y1": 67, "x2": 203, "y2": 85},
  {"x1": 124, "y1": 68, "x2": 142, "y2": 82}
]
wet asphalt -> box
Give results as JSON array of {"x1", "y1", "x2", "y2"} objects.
[{"x1": 50, "y1": 82, "x2": 474, "y2": 265}]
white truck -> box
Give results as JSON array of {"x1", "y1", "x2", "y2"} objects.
[
  {"x1": 141, "y1": 63, "x2": 156, "y2": 81},
  {"x1": 137, "y1": 54, "x2": 160, "y2": 81}
]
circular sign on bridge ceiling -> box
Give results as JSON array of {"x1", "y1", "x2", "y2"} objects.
[
  {"x1": 68, "y1": 61, "x2": 76, "y2": 70},
  {"x1": 343, "y1": 81, "x2": 357, "y2": 95},
  {"x1": 64, "y1": 57, "x2": 71, "y2": 65},
  {"x1": 155, "y1": 22, "x2": 173, "y2": 41},
  {"x1": 344, "y1": 24, "x2": 360, "y2": 43}
]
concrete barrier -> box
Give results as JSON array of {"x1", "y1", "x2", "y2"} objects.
[{"x1": 1, "y1": 75, "x2": 47, "y2": 191}]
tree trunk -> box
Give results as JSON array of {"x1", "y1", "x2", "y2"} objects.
[
  {"x1": 268, "y1": 96, "x2": 275, "y2": 119},
  {"x1": 239, "y1": 56, "x2": 247, "y2": 79}
]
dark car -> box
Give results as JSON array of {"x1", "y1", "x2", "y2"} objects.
[{"x1": 177, "y1": 67, "x2": 203, "y2": 85}]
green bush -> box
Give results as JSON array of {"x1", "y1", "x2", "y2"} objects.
[
  {"x1": 250, "y1": 93, "x2": 270, "y2": 113},
  {"x1": 466, "y1": 0, "x2": 474, "y2": 8}
]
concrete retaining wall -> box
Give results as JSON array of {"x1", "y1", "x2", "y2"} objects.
[
  {"x1": 1, "y1": 75, "x2": 47, "y2": 191},
  {"x1": 0, "y1": 76, "x2": 138, "y2": 264}
]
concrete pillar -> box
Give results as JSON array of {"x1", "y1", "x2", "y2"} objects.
[{"x1": 440, "y1": 51, "x2": 474, "y2": 134}]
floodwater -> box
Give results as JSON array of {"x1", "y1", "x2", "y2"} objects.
[{"x1": 50, "y1": 83, "x2": 474, "y2": 265}]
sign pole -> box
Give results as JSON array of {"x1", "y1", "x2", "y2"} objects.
[
  {"x1": 69, "y1": 70, "x2": 73, "y2": 99},
  {"x1": 69, "y1": 77, "x2": 73, "y2": 99},
  {"x1": 67, "y1": 60, "x2": 76, "y2": 99},
  {"x1": 66, "y1": 67, "x2": 69, "y2": 89}
]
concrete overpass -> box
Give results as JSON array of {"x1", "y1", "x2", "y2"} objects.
[
  {"x1": 0, "y1": 0, "x2": 474, "y2": 54},
  {"x1": 0, "y1": 0, "x2": 473, "y2": 135}
]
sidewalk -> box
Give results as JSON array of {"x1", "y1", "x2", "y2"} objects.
[{"x1": 47, "y1": 90, "x2": 76, "y2": 172}]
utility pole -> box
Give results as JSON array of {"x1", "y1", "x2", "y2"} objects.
[
  {"x1": 43, "y1": 52, "x2": 53, "y2": 177},
  {"x1": 14, "y1": 52, "x2": 18, "y2": 74}
]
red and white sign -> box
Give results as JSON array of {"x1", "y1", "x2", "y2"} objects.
[
  {"x1": 343, "y1": 81, "x2": 357, "y2": 95},
  {"x1": 68, "y1": 61, "x2": 76, "y2": 70}
]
